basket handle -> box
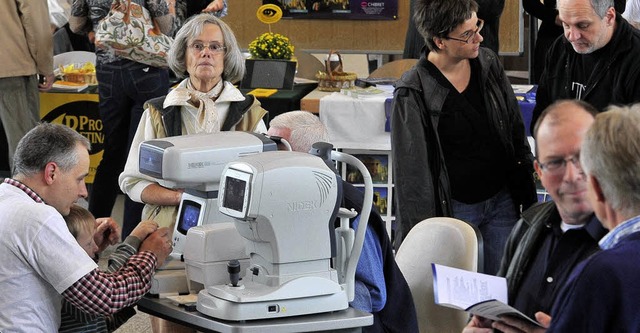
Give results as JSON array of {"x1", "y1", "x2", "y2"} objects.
[{"x1": 325, "y1": 50, "x2": 344, "y2": 80}]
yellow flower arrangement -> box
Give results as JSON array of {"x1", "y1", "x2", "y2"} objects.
[{"x1": 248, "y1": 32, "x2": 295, "y2": 60}]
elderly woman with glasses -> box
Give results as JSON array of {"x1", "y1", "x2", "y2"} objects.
[
  {"x1": 119, "y1": 13, "x2": 267, "y2": 235},
  {"x1": 391, "y1": 0, "x2": 537, "y2": 275}
]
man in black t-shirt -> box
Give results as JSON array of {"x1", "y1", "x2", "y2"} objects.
[{"x1": 530, "y1": 0, "x2": 640, "y2": 135}]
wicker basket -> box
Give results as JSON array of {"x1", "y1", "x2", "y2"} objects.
[
  {"x1": 57, "y1": 63, "x2": 97, "y2": 85},
  {"x1": 62, "y1": 72, "x2": 97, "y2": 85},
  {"x1": 315, "y1": 50, "x2": 357, "y2": 92}
]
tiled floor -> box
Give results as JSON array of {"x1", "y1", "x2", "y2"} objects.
[{"x1": 113, "y1": 310, "x2": 152, "y2": 333}]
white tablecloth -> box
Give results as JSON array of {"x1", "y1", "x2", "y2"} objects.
[{"x1": 318, "y1": 93, "x2": 391, "y2": 150}]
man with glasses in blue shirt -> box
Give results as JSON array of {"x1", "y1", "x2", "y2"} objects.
[{"x1": 464, "y1": 99, "x2": 608, "y2": 332}]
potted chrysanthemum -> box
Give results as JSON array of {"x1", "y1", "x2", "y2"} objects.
[
  {"x1": 248, "y1": 32, "x2": 295, "y2": 60},
  {"x1": 245, "y1": 32, "x2": 297, "y2": 89}
]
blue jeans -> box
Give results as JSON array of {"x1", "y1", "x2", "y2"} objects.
[
  {"x1": 90, "y1": 60, "x2": 169, "y2": 238},
  {"x1": 452, "y1": 189, "x2": 518, "y2": 275}
]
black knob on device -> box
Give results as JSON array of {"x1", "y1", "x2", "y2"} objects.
[{"x1": 228, "y1": 260, "x2": 241, "y2": 287}]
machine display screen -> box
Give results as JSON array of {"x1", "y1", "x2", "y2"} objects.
[
  {"x1": 177, "y1": 200, "x2": 201, "y2": 235},
  {"x1": 139, "y1": 145, "x2": 163, "y2": 178},
  {"x1": 222, "y1": 177, "x2": 247, "y2": 212}
]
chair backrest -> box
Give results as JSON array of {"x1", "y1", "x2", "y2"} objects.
[
  {"x1": 368, "y1": 59, "x2": 418, "y2": 79},
  {"x1": 395, "y1": 217, "x2": 483, "y2": 333},
  {"x1": 294, "y1": 51, "x2": 326, "y2": 80}
]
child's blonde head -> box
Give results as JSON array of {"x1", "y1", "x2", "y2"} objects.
[{"x1": 64, "y1": 205, "x2": 96, "y2": 238}]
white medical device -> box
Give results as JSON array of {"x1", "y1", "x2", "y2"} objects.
[
  {"x1": 196, "y1": 150, "x2": 373, "y2": 321},
  {"x1": 138, "y1": 132, "x2": 277, "y2": 257}
]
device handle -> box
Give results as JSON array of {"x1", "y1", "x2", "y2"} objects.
[{"x1": 330, "y1": 150, "x2": 373, "y2": 302}]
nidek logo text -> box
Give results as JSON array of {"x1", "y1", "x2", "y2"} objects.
[{"x1": 288, "y1": 201, "x2": 319, "y2": 211}]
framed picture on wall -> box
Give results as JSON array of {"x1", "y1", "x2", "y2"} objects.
[
  {"x1": 345, "y1": 154, "x2": 388, "y2": 184},
  {"x1": 373, "y1": 187, "x2": 388, "y2": 215}
]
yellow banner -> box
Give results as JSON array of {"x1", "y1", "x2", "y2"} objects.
[{"x1": 39, "y1": 92, "x2": 103, "y2": 183}]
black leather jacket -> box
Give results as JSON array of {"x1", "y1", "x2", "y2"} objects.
[
  {"x1": 391, "y1": 48, "x2": 537, "y2": 246},
  {"x1": 497, "y1": 201, "x2": 606, "y2": 305}
]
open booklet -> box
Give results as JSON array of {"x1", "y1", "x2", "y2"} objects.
[{"x1": 432, "y1": 263, "x2": 543, "y2": 327}]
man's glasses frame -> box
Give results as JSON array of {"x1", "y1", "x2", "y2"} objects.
[{"x1": 537, "y1": 154, "x2": 583, "y2": 176}]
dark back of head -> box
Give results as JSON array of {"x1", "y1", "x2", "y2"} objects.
[
  {"x1": 413, "y1": 0, "x2": 479, "y2": 52},
  {"x1": 13, "y1": 123, "x2": 90, "y2": 178}
]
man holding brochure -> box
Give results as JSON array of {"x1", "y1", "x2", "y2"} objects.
[
  {"x1": 464, "y1": 100, "x2": 607, "y2": 332},
  {"x1": 492, "y1": 105, "x2": 640, "y2": 332}
]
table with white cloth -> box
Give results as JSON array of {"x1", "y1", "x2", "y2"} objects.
[
  {"x1": 317, "y1": 93, "x2": 392, "y2": 151},
  {"x1": 301, "y1": 88, "x2": 396, "y2": 237}
]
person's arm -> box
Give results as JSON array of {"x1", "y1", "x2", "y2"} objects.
[
  {"x1": 107, "y1": 220, "x2": 159, "y2": 272},
  {"x1": 391, "y1": 87, "x2": 440, "y2": 243},
  {"x1": 350, "y1": 217, "x2": 386, "y2": 312},
  {"x1": 147, "y1": 0, "x2": 176, "y2": 36},
  {"x1": 523, "y1": 0, "x2": 559, "y2": 23},
  {"x1": 202, "y1": 0, "x2": 225, "y2": 13},
  {"x1": 494, "y1": 55, "x2": 537, "y2": 211},
  {"x1": 61, "y1": 252, "x2": 156, "y2": 316},
  {"x1": 69, "y1": 0, "x2": 91, "y2": 34},
  {"x1": 48, "y1": 0, "x2": 70, "y2": 29},
  {"x1": 119, "y1": 109, "x2": 182, "y2": 206},
  {"x1": 17, "y1": 0, "x2": 54, "y2": 89},
  {"x1": 61, "y1": 228, "x2": 172, "y2": 316}
]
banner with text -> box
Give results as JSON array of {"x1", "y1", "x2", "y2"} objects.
[{"x1": 265, "y1": 0, "x2": 398, "y2": 20}]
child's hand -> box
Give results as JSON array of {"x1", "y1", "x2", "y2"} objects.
[
  {"x1": 94, "y1": 217, "x2": 120, "y2": 253},
  {"x1": 130, "y1": 220, "x2": 160, "y2": 241}
]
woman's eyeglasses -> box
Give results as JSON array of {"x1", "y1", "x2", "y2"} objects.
[
  {"x1": 189, "y1": 42, "x2": 227, "y2": 54},
  {"x1": 442, "y1": 19, "x2": 484, "y2": 44}
]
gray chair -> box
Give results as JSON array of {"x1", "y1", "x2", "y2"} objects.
[
  {"x1": 368, "y1": 58, "x2": 418, "y2": 79},
  {"x1": 293, "y1": 51, "x2": 325, "y2": 80},
  {"x1": 395, "y1": 217, "x2": 484, "y2": 333}
]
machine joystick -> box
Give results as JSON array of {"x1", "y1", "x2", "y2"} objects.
[{"x1": 228, "y1": 260, "x2": 241, "y2": 287}]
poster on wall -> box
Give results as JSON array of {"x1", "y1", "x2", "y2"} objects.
[{"x1": 264, "y1": 0, "x2": 398, "y2": 20}]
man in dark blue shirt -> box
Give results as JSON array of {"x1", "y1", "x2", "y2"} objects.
[{"x1": 464, "y1": 99, "x2": 607, "y2": 332}]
